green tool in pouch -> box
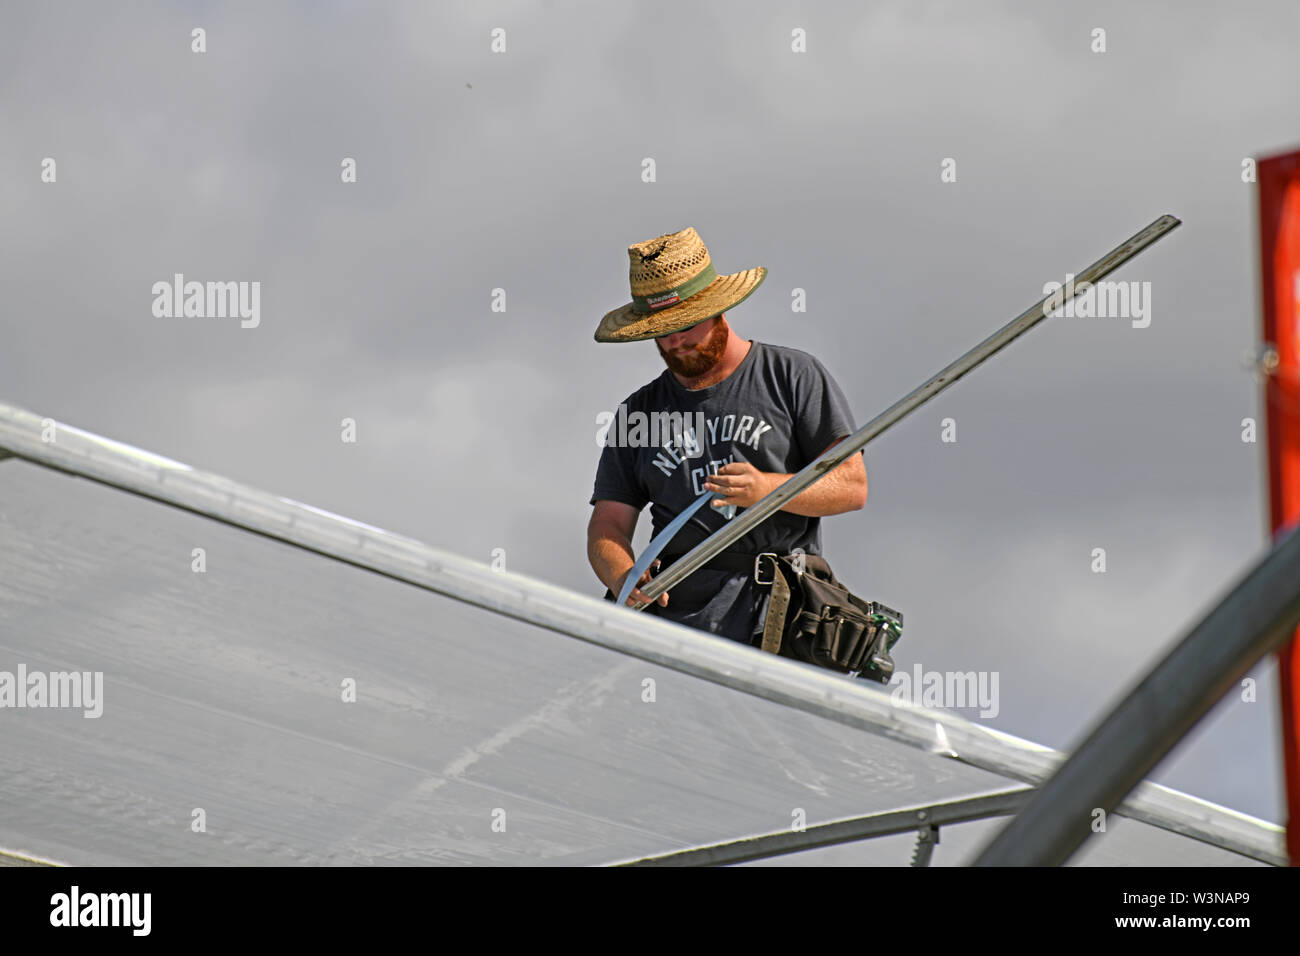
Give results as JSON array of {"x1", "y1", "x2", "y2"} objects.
[{"x1": 754, "y1": 552, "x2": 902, "y2": 683}]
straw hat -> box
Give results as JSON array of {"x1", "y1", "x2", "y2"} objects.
[{"x1": 594, "y1": 227, "x2": 766, "y2": 343}]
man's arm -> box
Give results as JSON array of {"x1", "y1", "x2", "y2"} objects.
[
  {"x1": 703, "y1": 437, "x2": 867, "y2": 517},
  {"x1": 586, "y1": 499, "x2": 669, "y2": 606}
]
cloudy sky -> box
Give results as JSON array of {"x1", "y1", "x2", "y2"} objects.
[{"x1": 3, "y1": 0, "x2": 1298, "y2": 826}]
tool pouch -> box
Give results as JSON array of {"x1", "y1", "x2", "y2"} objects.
[{"x1": 755, "y1": 553, "x2": 902, "y2": 684}]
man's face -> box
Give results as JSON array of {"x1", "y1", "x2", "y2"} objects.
[{"x1": 655, "y1": 316, "x2": 729, "y2": 378}]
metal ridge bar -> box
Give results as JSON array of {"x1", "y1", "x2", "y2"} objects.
[
  {"x1": 0, "y1": 399, "x2": 1282, "y2": 865},
  {"x1": 609, "y1": 788, "x2": 1033, "y2": 867},
  {"x1": 634, "y1": 215, "x2": 1182, "y2": 608}
]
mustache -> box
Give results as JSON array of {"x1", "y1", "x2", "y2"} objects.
[{"x1": 660, "y1": 340, "x2": 710, "y2": 356}]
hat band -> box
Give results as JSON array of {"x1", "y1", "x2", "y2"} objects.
[{"x1": 630, "y1": 263, "x2": 718, "y2": 314}]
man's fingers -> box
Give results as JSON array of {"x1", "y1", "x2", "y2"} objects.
[
  {"x1": 636, "y1": 559, "x2": 665, "y2": 586},
  {"x1": 621, "y1": 559, "x2": 669, "y2": 607},
  {"x1": 627, "y1": 586, "x2": 668, "y2": 608}
]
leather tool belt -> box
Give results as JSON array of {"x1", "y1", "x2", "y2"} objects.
[{"x1": 661, "y1": 550, "x2": 903, "y2": 683}]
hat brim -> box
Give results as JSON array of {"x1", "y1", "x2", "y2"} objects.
[{"x1": 594, "y1": 267, "x2": 766, "y2": 343}]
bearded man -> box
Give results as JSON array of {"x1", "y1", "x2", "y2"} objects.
[{"x1": 586, "y1": 226, "x2": 867, "y2": 647}]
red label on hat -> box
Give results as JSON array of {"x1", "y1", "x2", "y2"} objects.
[{"x1": 647, "y1": 291, "x2": 679, "y2": 310}]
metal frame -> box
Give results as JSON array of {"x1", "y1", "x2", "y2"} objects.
[
  {"x1": 0, "y1": 402, "x2": 1284, "y2": 866},
  {"x1": 975, "y1": 521, "x2": 1300, "y2": 866},
  {"x1": 610, "y1": 788, "x2": 1032, "y2": 867}
]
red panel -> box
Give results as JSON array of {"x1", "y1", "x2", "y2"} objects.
[{"x1": 1258, "y1": 148, "x2": 1300, "y2": 866}]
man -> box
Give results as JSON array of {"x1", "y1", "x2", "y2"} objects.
[{"x1": 587, "y1": 226, "x2": 867, "y2": 647}]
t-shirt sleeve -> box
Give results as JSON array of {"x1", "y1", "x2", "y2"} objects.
[
  {"x1": 590, "y1": 434, "x2": 649, "y2": 510},
  {"x1": 791, "y1": 354, "x2": 859, "y2": 465}
]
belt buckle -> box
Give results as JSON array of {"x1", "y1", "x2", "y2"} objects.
[{"x1": 754, "y1": 552, "x2": 779, "y2": 586}]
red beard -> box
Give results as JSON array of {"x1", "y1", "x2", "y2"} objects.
[{"x1": 657, "y1": 319, "x2": 729, "y2": 378}]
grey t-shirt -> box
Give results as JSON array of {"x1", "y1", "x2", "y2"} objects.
[{"x1": 589, "y1": 340, "x2": 859, "y2": 642}]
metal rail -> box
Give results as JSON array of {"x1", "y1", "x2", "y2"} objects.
[
  {"x1": 611, "y1": 788, "x2": 1032, "y2": 866},
  {"x1": 974, "y1": 522, "x2": 1300, "y2": 866},
  {"x1": 633, "y1": 215, "x2": 1183, "y2": 608}
]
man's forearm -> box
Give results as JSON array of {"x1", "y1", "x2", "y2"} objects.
[
  {"x1": 770, "y1": 458, "x2": 866, "y2": 517},
  {"x1": 588, "y1": 532, "x2": 636, "y2": 592}
]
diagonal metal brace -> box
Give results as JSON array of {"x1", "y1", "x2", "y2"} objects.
[
  {"x1": 633, "y1": 215, "x2": 1182, "y2": 609},
  {"x1": 609, "y1": 788, "x2": 1032, "y2": 867}
]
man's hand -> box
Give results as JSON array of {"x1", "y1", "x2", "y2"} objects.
[
  {"x1": 589, "y1": 499, "x2": 671, "y2": 607},
  {"x1": 702, "y1": 440, "x2": 867, "y2": 516},
  {"x1": 615, "y1": 560, "x2": 669, "y2": 608},
  {"x1": 704, "y1": 461, "x2": 777, "y2": 509}
]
